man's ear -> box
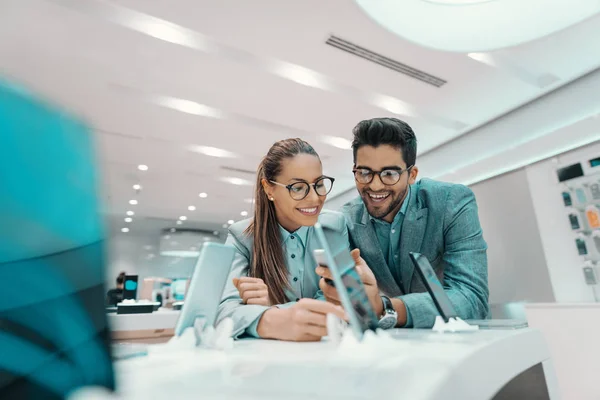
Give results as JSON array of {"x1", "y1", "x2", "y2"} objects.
[{"x1": 408, "y1": 166, "x2": 419, "y2": 185}]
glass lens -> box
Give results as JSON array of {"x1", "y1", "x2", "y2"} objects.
[
  {"x1": 354, "y1": 169, "x2": 373, "y2": 184},
  {"x1": 289, "y1": 182, "x2": 309, "y2": 200},
  {"x1": 380, "y1": 169, "x2": 401, "y2": 185},
  {"x1": 315, "y1": 177, "x2": 334, "y2": 196}
]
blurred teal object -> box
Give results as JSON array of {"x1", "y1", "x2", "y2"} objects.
[
  {"x1": 0, "y1": 79, "x2": 115, "y2": 399},
  {"x1": 0, "y1": 81, "x2": 103, "y2": 264}
]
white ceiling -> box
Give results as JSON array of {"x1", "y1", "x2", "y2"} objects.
[{"x1": 1, "y1": 0, "x2": 599, "y2": 238}]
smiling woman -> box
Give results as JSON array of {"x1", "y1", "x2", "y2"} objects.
[{"x1": 216, "y1": 138, "x2": 349, "y2": 342}]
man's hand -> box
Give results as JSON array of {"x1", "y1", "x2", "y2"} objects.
[
  {"x1": 233, "y1": 277, "x2": 270, "y2": 306},
  {"x1": 316, "y1": 249, "x2": 384, "y2": 317},
  {"x1": 257, "y1": 299, "x2": 346, "y2": 342}
]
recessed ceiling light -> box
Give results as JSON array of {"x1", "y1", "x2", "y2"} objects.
[
  {"x1": 176, "y1": 220, "x2": 183, "y2": 225},
  {"x1": 227, "y1": 220, "x2": 234, "y2": 225},
  {"x1": 467, "y1": 52, "x2": 495, "y2": 65},
  {"x1": 179, "y1": 216, "x2": 187, "y2": 221},
  {"x1": 199, "y1": 192, "x2": 208, "y2": 198},
  {"x1": 243, "y1": 198, "x2": 255, "y2": 204},
  {"x1": 188, "y1": 145, "x2": 237, "y2": 158},
  {"x1": 268, "y1": 61, "x2": 331, "y2": 90},
  {"x1": 213, "y1": 231, "x2": 219, "y2": 235},
  {"x1": 240, "y1": 211, "x2": 248, "y2": 217},
  {"x1": 370, "y1": 94, "x2": 416, "y2": 116},
  {"x1": 138, "y1": 165, "x2": 148, "y2": 171},
  {"x1": 188, "y1": 205, "x2": 196, "y2": 211},
  {"x1": 320, "y1": 136, "x2": 352, "y2": 150},
  {"x1": 155, "y1": 96, "x2": 224, "y2": 118},
  {"x1": 129, "y1": 200, "x2": 138, "y2": 205},
  {"x1": 132, "y1": 184, "x2": 142, "y2": 190},
  {"x1": 220, "y1": 177, "x2": 253, "y2": 186},
  {"x1": 121, "y1": 228, "x2": 129, "y2": 233},
  {"x1": 144, "y1": 245, "x2": 153, "y2": 250},
  {"x1": 170, "y1": 228, "x2": 176, "y2": 233},
  {"x1": 126, "y1": 211, "x2": 135, "y2": 216},
  {"x1": 112, "y1": 7, "x2": 211, "y2": 51},
  {"x1": 165, "y1": 235, "x2": 171, "y2": 240},
  {"x1": 124, "y1": 217, "x2": 133, "y2": 223},
  {"x1": 222, "y1": 224, "x2": 228, "y2": 228}
]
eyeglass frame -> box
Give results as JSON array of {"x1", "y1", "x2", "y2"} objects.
[
  {"x1": 352, "y1": 165, "x2": 414, "y2": 186},
  {"x1": 268, "y1": 176, "x2": 335, "y2": 200}
]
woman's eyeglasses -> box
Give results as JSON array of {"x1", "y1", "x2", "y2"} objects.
[
  {"x1": 269, "y1": 176, "x2": 335, "y2": 200},
  {"x1": 352, "y1": 166, "x2": 413, "y2": 185}
]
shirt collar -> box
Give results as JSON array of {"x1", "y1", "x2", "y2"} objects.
[{"x1": 279, "y1": 225, "x2": 309, "y2": 247}]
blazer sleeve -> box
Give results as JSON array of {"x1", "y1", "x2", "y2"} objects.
[
  {"x1": 400, "y1": 185, "x2": 490, "y2": 328},
  {"x1": 215, "y1": 232, "x2": 270, "y2": 339}
]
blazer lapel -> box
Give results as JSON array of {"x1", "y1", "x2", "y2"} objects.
[
  {"x1": 354, "y1": 205, "x2": 403, "y2": 296},
  {"x1": 399, "y1": 187, "x2": 428, "y2": 292}
]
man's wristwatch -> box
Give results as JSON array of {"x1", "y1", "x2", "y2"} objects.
[{"x1": 378, "y1": 295, "x2": 398, "y2": 329}]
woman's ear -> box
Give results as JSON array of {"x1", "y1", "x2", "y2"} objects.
[{"x1": 261, "y1": 178, "x2": 274, "y2": 200}]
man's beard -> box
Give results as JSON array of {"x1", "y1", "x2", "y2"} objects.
[{"x1": 362, "y1": 185, "x2": 408, "y2": 220}]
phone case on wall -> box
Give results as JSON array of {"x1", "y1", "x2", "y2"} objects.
[
  {"x1": 585, "y1": 205, "x2": 600, "y2": 230},
  {"x1": 588, "y1": 181, "x2": 600, "y2": 201}
]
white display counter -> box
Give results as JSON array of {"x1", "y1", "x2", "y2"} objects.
[
  {"x1": 108, "y1": 309, "x2": 180, "y2": 343},
  {"x1": 113, "y1": 328, "x2": 558, "y2": 400}
]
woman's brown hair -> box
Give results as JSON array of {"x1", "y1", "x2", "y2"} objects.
[{"x1": 244, "y1": 138, "x2": 319, "y2": 305}]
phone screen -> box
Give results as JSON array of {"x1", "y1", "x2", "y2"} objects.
[
  {"x1": 576, "y1": 238, "x2": 588, "y2": 256},
  {"x1": 569, "y1": 214, "x2": 580, "y2": 230},
  {"x1": 332, "y1": 250, "x2": 378, "y2": 327},
  {"x1": 562, "y1": 191, "x2": 572, "y2": 207},
  {"x1": 410, "y1": 252, "x2": 458, "y2": 322},
  {"x1": 313, "y1": 226, "x2": 379, "y2": 335}
]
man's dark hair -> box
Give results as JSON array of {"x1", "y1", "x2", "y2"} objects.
[
  {"x1": 116, "y1": 272, "x2": 125, "y2": 285},
  {"x1": 351, "y1": 117, "x2": 417, "y2": 167}
]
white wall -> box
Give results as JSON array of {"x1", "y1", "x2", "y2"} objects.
[
  {"x1": 525, "y1": 141, "x2": 600, "y2": 302},
  {"x1": 470, "y1": 140, "x2": 600, "y2": 304},
  {"x1": 470, "y1": 169, "x2": 555, "y2": 304}
]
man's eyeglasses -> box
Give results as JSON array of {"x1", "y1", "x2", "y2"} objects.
[
  {"x1": 269, "y1": 177, "x2": 335, "y2": 200},
  {"x1": 352, "y1": 166, "x2": 413, "y2": 186}
]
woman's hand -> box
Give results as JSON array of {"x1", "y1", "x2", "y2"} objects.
[
  {"x1": 233, "y1": 277, "x2": 271, "y2": 306},
  {"x1": 256, "y1": 299, "x2": 346, "y2": 342}
]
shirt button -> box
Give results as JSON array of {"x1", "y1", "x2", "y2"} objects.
[
  {"x1": 391, "y1": 229, "x2": 396, "y2": 234},
  {"x1": 290, "y1": 235, "x2": 295, "y2": 240},
  {"x1": 291, "y1": 254, "x2": 296, "y2": 259},
  {"x1": 394, "y1": 255, "x2": 398, "y2": 259},
  {"x1": 293, "y1": 277, "x2": 298, "y2": 282},
  {"x1": 296, "y1": 298, "x2": 300, "y2": 302}
]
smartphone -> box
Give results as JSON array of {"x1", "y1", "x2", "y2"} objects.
[
  {"x1": 409, "y1": 252, "x2": 458, "y2": 322},
  {"x1": 313, "y1": 223, "x2": 379, "y2": 338},
  {"x1": 313, "y1": 249, "x2": 335, "y2": 287}
]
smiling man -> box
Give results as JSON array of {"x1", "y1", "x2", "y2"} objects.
[{"x1": 319, "y1": 117, "x2": 489, "y2": 328}]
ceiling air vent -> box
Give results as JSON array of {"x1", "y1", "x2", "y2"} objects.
[{"x1": 325, "y1": 35, "x2": 447, "y2": 88}]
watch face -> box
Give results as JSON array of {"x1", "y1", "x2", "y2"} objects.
[{"x1": 378, "y1": 315, "x2": 397, "y2": 330}]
